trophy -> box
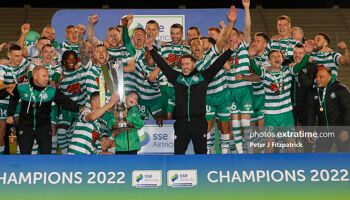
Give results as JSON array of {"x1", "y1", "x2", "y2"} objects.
[{"x1": 101, "y1": 58, "x2": 133, "y2": 131}]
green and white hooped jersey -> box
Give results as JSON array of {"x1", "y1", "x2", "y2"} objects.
[
  {"x1": 83, "y1": 61, "x2": 111, "y2": 105},
  {"x1": 69, "y1": 108, "x2": 106, "y2": 155},
  {"x1": 133, "y1": 55, "x2": 167, "y2": 101},
  {"x1": 160, "y1": 41, "x2": 191, "y2": 70},
  {"x1": 0, "y1": 58, "x2": 30, "y2": 106},
  {"x1": 225, "y1": 41, "x2": 252, "y2": 89},
  {"x1": 252, "y1": 51, "x2": 269, "y2": 96},
  {"x1": 107, "y1": 45, "x2": 133, "y2": 65},
  {"x1": 260, "y1": 65, "x2": 295, "y2": 115},
  {"x1": 60, "y1": 41, "x2": 80, "y2": 56},
  {"x1": 310, "y1": 51, "x2": 341, "y2": 77},
  {"x1": 28, "y1": 59, "x2": 62, "y2": 80},
  {"x1": 267, "y1": 37, "x2": 300, "y2": 59},
  {"x1": 59, "y1": 67, "x2": 87, "y2": 106},
  {"x1": 194, "y1": 45, "x2": 225, "y2": 95}
]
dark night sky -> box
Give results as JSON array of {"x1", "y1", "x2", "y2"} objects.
[{"x1": 0, "y1": 0, "x2": 349, "y2": 8}]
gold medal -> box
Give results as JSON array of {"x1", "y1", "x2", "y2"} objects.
[
  {"x1": 232, "y1": 68, "x2": 235, "y2": 72},
  {"x1": 174, "y1": 66, "x2": 177, "y2": 70},
  {"x1": 320, "y1": 107, "x2": 324, "y2": 112},
  {"x1": 32, "y1": 104, "x2": 36, "y2": 108}
]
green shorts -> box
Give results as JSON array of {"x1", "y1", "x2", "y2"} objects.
[
  {"x1": 167, "y1": 86, "x2": 175, "y2": 113},
  {"x1": 264, "y1": 111, "x2": 296, "y2": 139},
  {"x1": 251, "y1": 94, "x2": 265, "y2": 122},
  {"x1": 137, "y1": 97, "x2": 162, "y2": 119},
  {"x1": 229, "y1": 86, "x2": 253, "y2": 115},
  {"x1": 58, "y1": 109, "x2": 78, "y2": 126},
  {"x1": 205, "y1": 90, "x2": 231, "y2": 121}
]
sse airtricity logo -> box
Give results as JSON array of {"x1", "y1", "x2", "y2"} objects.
[
  {"x1": 132, "y1": 170, "x2": 162, "y2": 188},
  {"x1": 167, "y1": 170, "x2": 197, "y2": 188},
  {"x1": 139, "y1": 131, "x2": 151, "y2": 147}
]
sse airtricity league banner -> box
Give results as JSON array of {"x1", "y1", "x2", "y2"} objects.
[{"x1": 0, "y1": 153, "x2": 349, "y2": 200}]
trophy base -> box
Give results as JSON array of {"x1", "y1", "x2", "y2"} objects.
[{"x1": 111, "y1": 121, "x2": 134, "y2": 131}]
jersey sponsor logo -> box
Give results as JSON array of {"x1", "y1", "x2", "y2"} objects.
[
  {"x1": 317, "y1": 64, "x2": 326, "y2": 71},
  {"x1": 16, "y1": 75, "x2": 26, "y2": 83},
  {"x1": 67, "y1": 83, "x2": 81, "y2": 95},
  {"x1": 168, "y1": 54, "x2": 183, "y2": 66},
  {"x1": 91, "y1": 129, "x2": 100, "y2": 144},
  {"x1": 270, "y1": 82, "x2": 284, "y2": 95}
]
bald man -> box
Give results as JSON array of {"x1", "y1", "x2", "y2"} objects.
[
  {"x1": 305, "y1": 67, "x2": 350, "y2": 152},
  {"x1": 7, "y1": 65, "x2": 84, "y2": 154}
]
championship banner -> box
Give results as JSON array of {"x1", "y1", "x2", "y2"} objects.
[
  {"x1": 0, "y1": 153, "x2": 349, "y2": 200},
  {"x1": 51, "y1": 9, "x2": 245, "y2": 42}
]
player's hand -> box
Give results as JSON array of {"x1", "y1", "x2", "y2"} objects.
[
  {"x1": 0, "y1": 59, "x2": 9, "y2": 66},
  {"x1": 288, "y1": 63, "x2": 296, "y2": 67},
  {"x1": 242, "y1": 0, "x2": 250, "y2": 9},
  {"x1": 6, "y1": 116, "x2": 14, "y2": 124},
  {"x1": 121, "y1": 16, "x2": 128, "y2": 27},
  {"x1": 21, "y1": 23, "x2": 30, "y2": 34},
  {"x1": 219, "y1": 21, "x2": 226, "y2": 30},
  {"x1": 109, "y1": 91, "x2": 120, "y2": 105},
  {"x1": 304, "y1": 40, "x2": 314, "y2": 54},
  {"x1": 89, "y1": 14, "x2": 98, "y2": 24},
  {"x1": 156, "y1": 116, "x2": 163, "y2": 127},
  {"x1": 337, "y1": 41, "x2": 348, "y2": 50},
  {"x1": 339, "y1": 130, "x2": 349, "y2": 143},
  {"x1": 271, "y1": 35, "x2": 280, "y2": 40},
  {"x1": 227, "y1": 5, "x2": 237, "y2": 22},
  {"x1": 248, "y1": 42, "x2": 258, "y2": 59},
  {"x1": 111, "y1": 129, "x2": 127, "y2": 137},
  {"x1": 0, "y1": 43, "x2": 8, "y2": 51},
  {"x1": 145, "y1": 37, "x2": 153, "y2": 50},
  {"x1": 149, "y1": 68, "x2": 160, "y2": 82},
  {"x1": 126, "y1": 14, "x2": 134, "y2": 28},
  {"x1": 77, "y1": 24, "x2": 86, "y2": 34},
  {"x1": 5, "y1": 85, "x2": 15, "y2": 96},
  {"x1": 223, "y1": 61, "x2": 231, "y2": 71},
  {"x1": 235, "y1": 73, "x2": 244, "y2": 81},
  {"x1": 122, "y1": 111, "x2": 127, "y2": 118}
]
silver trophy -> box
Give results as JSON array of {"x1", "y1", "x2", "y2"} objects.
[{"x1": 101, "y1": 58, "x2": 133, "y2": 131}]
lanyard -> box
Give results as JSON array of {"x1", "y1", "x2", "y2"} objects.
[
  {"x1": 317, "y1": 87, "x2": 327, "y2": 112},
  {"x1": 271, "y1": 70, "x2": 285, "y2": 91},
  {"x1": 182, "y1": 76, "x2": 194, "y2": 122}
]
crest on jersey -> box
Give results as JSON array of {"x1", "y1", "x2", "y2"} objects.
[{"x1": 330, "y1": 92, "x2": 336, "y2": 99}]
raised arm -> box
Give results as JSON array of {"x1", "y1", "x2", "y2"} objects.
[
  {"x1": 86, "y1": 14, "x2": 101, "y2": 48},
  {"x1": 242, "y1": 0, "x2": 251, "y2": 44},
  {"x1": 121, "y1": 15, "x2": 136, "y2": 57},
  {"x1": 85, "y1": 92, "x2": 119, "y2": 122},
  {"x1": 146, "y1": 38, "x2": 179, "y2": 84},
  {"x1": 248, "y1": 42, "x2": 262, "y2": 76},
  {"x1": 77, "y1": 24, "x2": 89, "y2": 66},
  {"x1": 216, "y1": 5, "x2": 237, "y2": 52},
  {"x1": 17, "y1": 24, "x2": 30, "y2": 57},
  {"x1": 337, "y1": 41, "x2": 350, "y2": 66}
]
